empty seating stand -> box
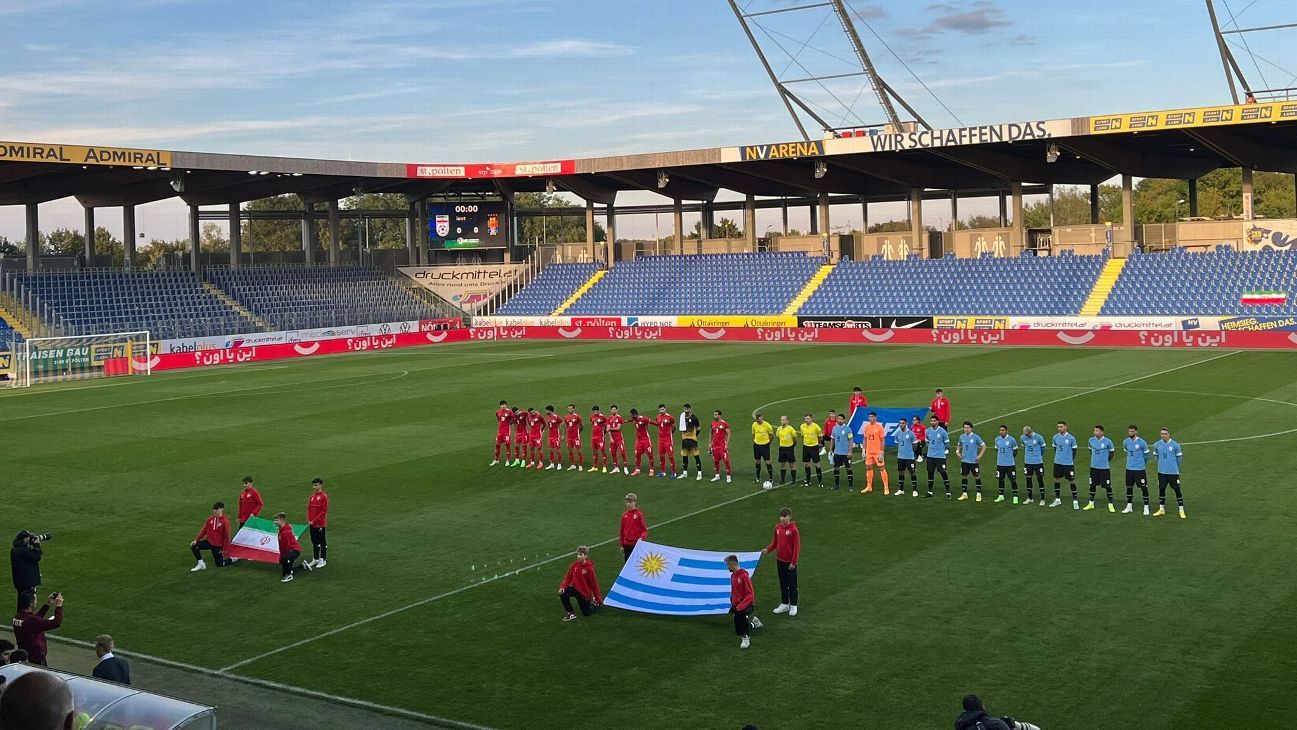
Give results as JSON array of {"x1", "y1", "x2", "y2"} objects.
[
  {"x1": 205, "y1": 265, "x2": 444, "y2": 331},
  {"x1": 11, "y1": 270, "x2": 256, "y2": 340},
  {"x1": 799, "y1": 252, "x2": 1106, "y2": 317},
  {"x1": 495, "y1": 262, "x2": 601, "y2": 316},
  {"x1": 1102, "y1": 247, "x2": 1297, "y2": 316},
  {"x1": 564, "y1": 252, "x2": 824, "y2": 315}
]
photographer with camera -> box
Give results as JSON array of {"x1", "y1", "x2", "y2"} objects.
[
  {"x1": 10, "y1": 531, "x2": 50, "y2": 613},
  {"x1": 12, "y1": 590, "x2": 63, "y2": 667},
  {"x1": 955, "y1": 694, "x2": 1040, "y2": 730}
]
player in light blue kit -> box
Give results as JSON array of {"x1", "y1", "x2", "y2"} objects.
[
  {"x1": 830, "y1": 413, "x2": 854, "y2": 492},
  {"x1": 1153, "y1": 427, "x2": 1186, "y2": 519},
  {"x1": 924, "y1": 416, "x2": 952, "y2": 499},
  {"x1": 992, "y1": 425, "x2": 1020, "y2": 504},
  {"x1": 893, "y1": 418, "x2": 919, "y2": 497},
  {"x1": 1084, "y1": 425, "x2": 1117, "y2": 513},
  {"x1": 1050, "y1": 421, "x2": 1080, "y2": 509},
  {"x1": 1122, "y1": 425, "x2": 1151, "y2": 515},
  {"x1": 957, "y1": 421, "x2": 986, "y2": 502},
  {"x1": 1020, "y1": 426, "x2": 1047, "y2": 506}
]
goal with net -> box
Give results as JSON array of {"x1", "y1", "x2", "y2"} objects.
[{"x1": 12, "y1": 331, "x2": 154, "y2": 388}]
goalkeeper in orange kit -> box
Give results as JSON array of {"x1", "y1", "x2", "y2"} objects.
[{"x1": 861, "y1": 412, "x2": 889, "y2": 495}]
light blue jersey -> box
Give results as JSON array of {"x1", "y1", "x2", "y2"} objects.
[
  {"x1": 1089, "y1": 436, "x2": 1115, "y2": 469},
  {"x1": 958, "y1": 432, "x2": 984, "y2": 463},
  {"x1": 1155, "y1": 438, "x2": 1182, "y2": 475},
  {"x1": 831, "y1": 424, "x2": 854, "y2": 456},
  {"x1": 926, "y1": 426, "x2": 950, "y2": 459},
  {"x1": 1053, "y1": 432, "x2": 1077, "y2": 466},
  {"x1": 895, "y1": 429, "x2": 917, "y2": 460},
  {"x1": 1021, "y1": 432, "x2": 1046, "y2": 465},
  {"x1": 994, "y1": 435, "x2": 1018, "y2": 467},
  {"x1": 1123, "y1": 436, "x2": 1150, "y2": 471}
]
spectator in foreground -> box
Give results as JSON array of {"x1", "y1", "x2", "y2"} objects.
[
  {"x1": 92, "y1": 634, "x2": 131, "y2": 685},
  {"x1": 0, "y1": 669, "x2": 75, "y2": 730},
  {"x1": 0, "y1": 638, "x2": 14, "y2": 664},
  {"x1": 7, "y1": 650, "x2": 29, "y2": 663},
  {"x1": 955, "y1": 694, "x2": 1040, "y2": 730}
]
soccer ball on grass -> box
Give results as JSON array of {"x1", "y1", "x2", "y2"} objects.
[{"x1": 762, "y1": 480, "x2": 773, "y2": 490}]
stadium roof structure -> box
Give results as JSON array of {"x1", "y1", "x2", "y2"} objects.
[{"x1": 2, "y1": 99, "x2": 1297, "y2": 268}]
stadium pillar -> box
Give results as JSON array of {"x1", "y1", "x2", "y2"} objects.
[
  {"x1": 24, "y1": 203, "x2": 39, "y2": 272},
  {"x1": 1011, "y1": 181, "x2": 1024, "y2": 252},
  {"x1": 860, "y1": 195, "x2": 868, "y2": 233},
  {"x1": 585, "y1": 201, "x2": 596, "y2": 262},
  {"x1": 702, "y1": 202, "x2": 715, "y2": 238},
  {"x1": 302, "y1": 204, "x2": 316, "y2": 265},
  {"x1": 327, "y1": 199, "x2": 341, "y2": 266},
  {"x1": 948, "y1": 193, "x2": 957, "y2": 231},
  {"x1": 782, "y1": 199, "x2": 790, "y2": 234},
  {"x1": 229, "y1": 203, "x2": 242, "y2": 268},
  {"x1": 998, "y1": 191, "x2": 1008, "y2": 227},
  {"x1": 672, "y1": 199, "x2": 683, "y2": 253},
  {"x1": 1089, "y1": 184, "x2": 1100, "y2": 224},
  {"x1": 417, "y1": 199, "x2": 430, "y2": 265},
  {"x1": 1241, "y1": 167, "x2": 1255, "y2": 221},
  {"x1": 1187, "y1": 179, "x2": 1199, "y2": 217},
  {"x1": 1121, "y1": 174, "x2": 1135, "y2": 248},
  {"x1": 744, "y1": 194, "x2": 756, "y2": 250},
  {"x1": 406, "y1": 201, "x2": 417, "y2": 265},
  {"x1": 605, "y1": 204, "x2": 617, "y2": 265},
  {"x1": 187, "y1": 204, "x2": 200, "y2": 274},
  {"x1": 817, "y1": 192, "x2": 830, "y2": 237},
  {"x1": 909, "y1": 188, "x2": 923, "y2": 257},
  {"x1": 83, "y1": 205, "x2": 95, "y2": 260},
  {"x1": 123, "y1": 205, "x2": 137, "y2": 270},
  {"x1": 807, "y1": 201, "x2": 818, "y2": 235}
]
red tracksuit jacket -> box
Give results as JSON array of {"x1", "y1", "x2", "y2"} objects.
[
  {"x1": 308, "y1": 491, "x2": 329, "y2": 528},
  {"x1": 930, "y1": 396, "x2": 951, "y2": 425},
  {"x1": 278, "y1": 523, "x2": 301, "y2": 556},
  {"x1": 239, "y1": 488, "x2": 263, "y2": 523},
  {"x1": 560, "y1": 559, "x2": 602, "y2": 602},
  {"x1": 620, "y1": 509, "x2": 648, "y2": 547},
  {"x1": 765, "y1": 521, "x2": 801, "y2": 564},
  {"x1": 195, "y1": 515, "x2": 231, "y2": 548},
  {"x1": 730, "y1": 568, "x2": 754, "y2": 612}
]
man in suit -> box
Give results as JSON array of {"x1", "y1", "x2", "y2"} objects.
[{"x1": 91, "y1": 634, "x2": 130, "y2": 685}]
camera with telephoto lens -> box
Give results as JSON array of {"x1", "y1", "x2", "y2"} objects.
[{"x1": 19, "y1": 530, "x2": 53, "y2": 544}]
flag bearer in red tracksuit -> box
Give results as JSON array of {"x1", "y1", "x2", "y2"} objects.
[
  {"x1": 558, "y1": 546, "x2": 602, "y2": 621},
  {"x1": 727, "y1": 554, "x2": 762, "y2": 649},
  {"x1": 274, "y1": 512, "x2": 307, "y2": 584},
  {"x1": 190, "y1": 502, "x2": 232, "y2": 572},
  {"x1": 238, "y1": 476, "x2": 263, "y2": 528},
  {"x1": 762, "y1": 507, "x2": 801, "y2": 617},
  {"x1": 930, "y1": 388, "x2": 952, "y2": 429},
  {"x1": 620, "y1": 493, "x2": 648, "y2": 561},
  {"x1": 304, "y1": 478, "x2": 329, "y2": 569}
]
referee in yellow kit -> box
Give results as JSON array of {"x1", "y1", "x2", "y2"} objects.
[
  {"x1": 751, "y1": 413, "x2": 775, "y2": 485},
  {"x1": 775, "y1": 416, "x2": 798, "y2": 486}
]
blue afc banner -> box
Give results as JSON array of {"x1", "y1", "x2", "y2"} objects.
[{"x1": 847, "y1": 406, "x2": 930, "y2": 446}]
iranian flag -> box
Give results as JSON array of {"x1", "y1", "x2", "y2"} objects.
[
  {"x1": 1241, "y1": 290, "x2": 1288, "y2": 306},
  {"x1": 226, "y1": 516, "x2": 306, "y2": 564}
]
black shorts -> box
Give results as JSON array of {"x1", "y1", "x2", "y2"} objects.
[
  {"x1": 1125, "y1": 469, "x2": 1148, "y2": 486},
  {"x1": 960, "y1": 462, "x2": 980, "y2": 477},
  {"x1": 1089, "y1": 467, "x2": 1111, "y2": 486},
  {"x1": 926, "y1": 458, "x2": 947, "y2": 474},
  {"x1": 897, "y1": 458, "x2": 915, "y2": 472},
  {"x1": 1024, "y1": 463, "x2": 1045, "y2": 477},
  {"x1": 832, "y1": 454, "x2": 851, "y2": 468},
  {"x1": 1158, "y1": 473, "x2": 1181, "y2": 489},
  {"x1": 996, "y1": 465, "x2": 1016, "y2": 478},
  {"x1": 1053, "y1": 464, "x2": 1075, "y2": 480},
  {"x1": 778, "y1": 446, "x2": 796, "y2": 463},
  {"x1": 802, "y1": 445, "x2": 821, "y2": 463},
  {"x1": 753, "y1": 443, "x2": 771, "y2": 460}
]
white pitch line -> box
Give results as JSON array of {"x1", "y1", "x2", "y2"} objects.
[{"x1": 219, "y1": 485, "x2": 776, "y2": 673}]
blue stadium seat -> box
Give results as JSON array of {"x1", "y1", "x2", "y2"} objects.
[
  {"x1": 1101, "y1": 247, "x2": 1297, "y2": 316},
  {"x1": 495, "y1": 262, "x2": 601, "y2": 315}
]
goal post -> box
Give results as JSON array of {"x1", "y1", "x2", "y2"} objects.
[{"x1": 14, "y1": 331, "x2": 153, "y2": 388}]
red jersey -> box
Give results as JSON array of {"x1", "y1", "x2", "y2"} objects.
[
  {"x1": 654, "y1": 413, "x2": 676, "y2": 441},
  {"x1": 607, "y1": 414, "x2": 626, "y2": 440},
  {"x1": 590, "y1": 413, "x2": 608, "y2": 440},
  {"x1": 850, "y1": 392, "x2": 868, "y2": 412},
  {"x1": 632, "y1": 415, "x2": 652, "y2": 443},
  {"x1": 513, "y1": 413, "x2": 527, "y2": 439},
  {"x1": 912, "y1": 422, "x2": 927, "y2": 442},
  {"x1": 495, "y1": 408, "x2": 513, "y2": 436},
  {"x1": 564, "y1": 413, "x2": 583, "y2": 441},
  {"x1": 765, "y1": 520, "x2": 801, "y2": 563},
  {"x1": 195, "y1": 514, "x2": 230, "y2": 548},
  {"x1": 729, "y1": 567, "x2": 754, "y2": 611},
  {"x1": 823, "y1": 417, "x2": 838, "y2": 441},
  {"x1": 546, "y1": 413, "x2": 563, "y2": 441},
  {"x1": 711, "y1": 419, "x2": 730, "y2": 450},
  {"x1": 930, "y1": 396, "x2": 951, "y2": 425},
  {"x1": 308, "y1": 490, "x2": 329, "y2": 528},
  {"x1": 12, "y1": 604, "x2": 62, "y2": 662},
  {"x1": 527, "y1": 413, "x2": 544, "y2": 439},
  {"x1": 559, "y1": 559, "x2": 602, "y2": 602},
  {"x1": 620, "y1": 508, "x2": 647, "y2": 547},
  {"x1": 238, "y1": 487, "x2": 264, "y2": 523},
  {"x1": 277, "y1": 523, "x2": 301, "y2": 555}
]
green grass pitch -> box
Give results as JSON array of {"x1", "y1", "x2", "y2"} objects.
[{"x1": 3, "y1": 341, "x2": 1296, "y2": 729}]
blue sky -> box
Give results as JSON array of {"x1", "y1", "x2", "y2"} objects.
[{"x1": 0, "y1": 0, "x2": 1280, "y2": 239}]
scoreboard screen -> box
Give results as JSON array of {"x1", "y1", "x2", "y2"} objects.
[{"x1": 428, "y1": 203, "x2": 506, "y2": 249}]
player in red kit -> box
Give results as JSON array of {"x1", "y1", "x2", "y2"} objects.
[
  {"x1": 511, "y1": 407, "x2": 527, "y2": 467},
  {"x1": 619, "y1": 492, "x2": 647, "y2": 561},
  {"x1": 303, "y1": 478, "x2": 328, "y2": 570},
  {"x1": 189, "y1": 501, "x2": 232, "y2": 572},
  {"x1": 629, "y1": 408, "x2": 654, "y2": 476},
  {"x1": 589, "y1": 406, "x2": 608, "y2": 473},
  {"x1": 849, "y1": 386, "x2": 868, "y2": 416},
  {"x1": 273, "y1": 512, "x2": 307, "y2": 584},
  {"x1": 238, "y1": 476, "x2": 263, "y2": 528},
  {"x1": 654, "y1": 404, "x2": 677, "y2": 478},
  {"x1": 710, "y1": 409, "x2": 733, "y2": 483},
  {"x1": 527, "y1": 408, "x2": 545, "y2": 469},
  {"x1": 762, "y1": 507, "x2": 801, "y2": 617},
  {"x1": 726, "y1": 554, "x2": 762, "y2": 649},
  {"x1": 544, "y1": 405, "x2": 563, "y2": 469},
  {"x1": 911, "y1": 415, "x2": 928, "y2": 463},
  {"x1": 607, "y1": 405, "x2": 628, "y2": 474},
  {"x1": 564, "y1": 404, "x2": 584, "y2": 470},
  {"x1": 492, "y1": 400, "x2": 512, "y2": 466},
  {"x1": 930, "y1": 388, "x2": 951, "y2": 427},
  {"x1": 559, "y1": 546, "x2": 602, "y2": 621},
  {"x1": 821, "y1": 410, "x2": 839, "y2": 456}
]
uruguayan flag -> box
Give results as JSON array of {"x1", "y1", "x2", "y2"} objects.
[{"x1": 603, "y1": 540, "x2": 763, "y2": 616}]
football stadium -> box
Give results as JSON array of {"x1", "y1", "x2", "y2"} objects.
[{"x1": 3, "y1": 2, "x2": 1297, "y2": 728}]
